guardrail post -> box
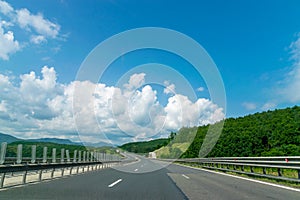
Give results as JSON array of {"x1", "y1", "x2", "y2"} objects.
[
  {"x1": 298, "y1": 169, "x2": 300, "y2": 179},
  {"x1": 0, "y1": 173, "x2": 5, "y2": 188},
  {"x1": 51, "y1": 169, "x2": 55, "y2": 178},
  {"x1": 43, "y1": 147, "x2": 48, "y2": 163},
  {"x1": 38, "y1": 170, "x2": 43, "y2": 181},
  {"x1": 90, "y1": 152, "x2": 94, "y2": 162},
  {"x1": 73, "y1": 150, "x2": 77, "y2": 163},
  {"x1": 83, "y1": 151, "x2": 86, "y2": 162},
  {"x1": 263, "y1": 167, "x2": 266, "y2": 175},
  {"x1": 52, "y1": 148, "x2": 56, "y2": 163},
  {"x1": 250, "y1": 166, "x2": 254, "y2": 173},
  {"x1": 31, "y1": 145, "x2": 36, "y2": 164},
  {"x1": 78, "y1": 151, "x2": 82, "y2": 162},
  {"x1": 93, "y1": 151, "x2": 96, "y2": 161},
  {"x1": 22, "y1": 171, "x2": 27, "y2": 184},
  {"x1": 277, "y1": 168, "x2": 282, "y2": 177},
  {"x1": 17, "y1": 144, "x2": 22, "y2": 164},
  {"x1": 66, "y1": 150, "x2": 70, "y2": 162},
  {"x1": 0, "y1": 142, "x2": 7, "y2": 165},
  {"x1": 61, "y1": 149, "x2": 65, "y2": 163}
]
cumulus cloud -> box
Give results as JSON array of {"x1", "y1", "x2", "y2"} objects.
[
  {"x1": 124, "y1": 73, "x2": 145, "y2": 90},
  {"x1": 0, "y1": 24, "x2": 20, "y2": 60},
  {"x1": 0, "y1": 67, "x2": 225, "y2": 145},
  {"x1": 0, "y1": 0, "x2": 13, "y2": 15},
  {"x1": 163, "y1": 81, "x2": 176, "y2": 95},
  {"x1": 0, "y1": 0, "x2": 61, "y2": 59},
  {"x1": 164, "y1": 95, "x2": 224, "y2": 130},
  {"x1": 16, "y1": 8, "x2": 60, "y2": 38},
  {"x1": 128, "y1": 85, "x2": 158, "y2": 125},
  {"x1": 30, "y1": 35, "x2": 46, "y2": 44}
]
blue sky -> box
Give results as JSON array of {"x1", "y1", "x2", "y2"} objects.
[{"x1": 1, "y1": 0, "x2": 300, "y2": 144}]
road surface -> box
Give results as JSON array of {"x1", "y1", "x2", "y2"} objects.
[{"x1": 0, "y1": 154, "x2": 299, "y2": 200}]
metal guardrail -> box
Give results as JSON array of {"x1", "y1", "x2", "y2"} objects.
[
  {"x1": 173, "y1": 157, "x2": 300, "y2": 183},
  {"x1": 0, "y1": 142, "x2": 122, "y2": 188}
]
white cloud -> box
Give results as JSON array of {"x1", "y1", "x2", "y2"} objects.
[
  {"x1": 164, "y1": 94, "x2": 224, "y2": 130},
  {"x1": 242, "y1": 102, "x2": 257, "y2": 110},
  {"x1": 128, "y1": 85, "x2": 158, "y2": 125},
  {"x1": 261, "y1": 102, "x2": 276, "y2": 111},
  {"x1": 16, "y1": 8, "x2": 60, "y2": 39},
  {"x1": 1, "y1": 20, "x2": 13, "y2": 27},
  {"x1": 163, "y1": 81, "x2": 176, "y2": 95},
  {"x1": 124, "y1": 73, "x2": 145, "y2": 91},
  {"x1": 0, "y1": 1, "x2": 62, "y2": 59},
  {"x1": 0, "y1": 67, "x2": 225, "y2": 145},
  {"x1": 30, "y1": 35, "x2": 46, "y2": 44},
  {"x1": 0, "y1": 24, "x2": 20, "y2": 60},
  {"x1": 276, "y1": 34, "x2": 300, "y2": 103},
  {"x1": 197, "y1": 87, "x2": 205, "y2": 92},
  {"x1": 0, "y1": 0, "x2": 13, "y2": 15}
]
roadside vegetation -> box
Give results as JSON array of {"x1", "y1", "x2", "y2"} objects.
[
  {"x1": 119, "y1": 138, "x2": 169, "y2": 153},
  {"x1": 182, "y1": 105, "x2": 300, "y2": 158},
  {"x1": 122, "y1": 106, "x2": 300, "y2": 158}
]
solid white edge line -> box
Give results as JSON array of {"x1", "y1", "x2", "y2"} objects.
[
  {"x1": 174, "y1": 163, "x2": 300, "y2": 193},
  {"x1": 108, "y1": 179, "x2": 122, "y2": 188},
  {"x1": 182, "y1": 174, "x2": 190, "y2": 179},
  {"x1": 134, "y1": 169, "x2": 138, "y2": 172}
]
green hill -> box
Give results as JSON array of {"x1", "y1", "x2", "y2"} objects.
[
  {"x1": 156, "y1": 106, "x2": 300, "y2": 158},
  {"x1": 155, "y1": 127, "x2": 198, "y2": 158},
  {"x1": 0, "y1": 133, "x2": 22, "y2": 144},
  {"x1": 119, "y1": 138, "x2": 169, "y2": 153}
]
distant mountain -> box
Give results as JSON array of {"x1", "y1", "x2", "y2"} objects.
[
  {"x1": 0, "y1": 133, "x2": 82, "y2": 146},
  {"x1": 27, "y1": 138, "x2": 83, "y2": 146},
  {"x1": 84, "y1": 141, "x2": 114, "y2": 147},
  {"x1": 0, "y1": 132, "x2": 113, "y2": 147},
  {"x1": 0, "y1": 133, "x2": 22, "y2": 144}
]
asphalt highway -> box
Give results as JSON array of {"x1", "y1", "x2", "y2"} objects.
[{"x1": 0, "y1": 154, "x2": 299, "y2": 200}]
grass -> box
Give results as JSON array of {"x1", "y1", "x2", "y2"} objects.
[{"x1": 155, "y1": 142, "x2": 190, "y2": 158}]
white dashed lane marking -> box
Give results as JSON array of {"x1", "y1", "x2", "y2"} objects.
[
  {"x1": 182, "y1": 174, "x2": 190, "y2": 179},
  {"x1": 108, "y1": 179, "x2": 122, "y2": 188}
]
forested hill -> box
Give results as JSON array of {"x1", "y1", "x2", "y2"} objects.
[
  {"x1": 182, "y1": 106, "x2": 300, "y2": 158},
  {"x1": 119, "y1": 138, "x2": 169, "y2": 153}
]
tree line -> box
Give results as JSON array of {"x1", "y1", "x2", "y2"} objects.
[{"x1": 182, "y1": 106, "x2": 300, "y2": 158}]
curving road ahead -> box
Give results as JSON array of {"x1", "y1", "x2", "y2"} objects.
[{"x1": 0, "y1": 154, "x2": 299, "y2": 200}]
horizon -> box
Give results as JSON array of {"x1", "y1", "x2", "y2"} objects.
[
  {"x1": 1, "y1": 104, "x2": 298, "y2": 146},
  {"x1": 1, "y1": 1, "x2": 300, "y2": 145}
]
